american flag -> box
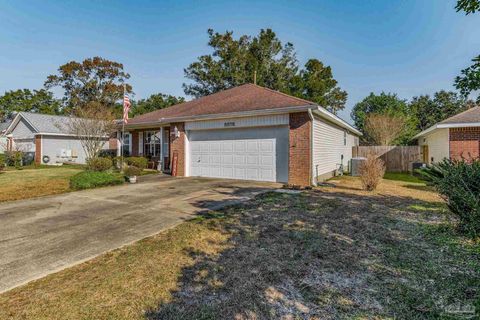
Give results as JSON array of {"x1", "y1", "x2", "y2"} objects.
[{"x1": 123, "y1": 93, "x2": 131, "y2": 124}]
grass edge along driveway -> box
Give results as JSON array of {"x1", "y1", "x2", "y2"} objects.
[{"x1": 0, "y1": 176, "x2": 478, "y2": 319}]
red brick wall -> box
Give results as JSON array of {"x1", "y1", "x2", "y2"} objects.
[
  {"x1": 449, "y1": 127, "x2": 480, "y2": 161},
  {"x1": 35, "y1": 135, "x2": 41, "y2": 164},
  {"x1": 108, "y1": 133, "x2": 118, "y2": 150},
  {"x1": 288, "y1": 112, "x2": 311, "y2": 186},
  {"x1": 131, "y1": 131, "x2": 139, "y2": 156},
  {"x1": 169, "y1": 123, "x2": 186, "y2": 176}
]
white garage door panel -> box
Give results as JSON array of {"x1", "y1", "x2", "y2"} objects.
[{"x1": 188, "y1": 127, "x2": 288, "y2": 182}]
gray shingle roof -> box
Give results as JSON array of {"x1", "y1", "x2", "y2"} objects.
[
  {"x1": 439, "y1": 106, "x2": 480, "y2": 124},
  {"x1": 17, "y1": 112, "x2": 77, "y2": 134},
  {"x1": 0, "y1": 121, "x2": 10, "y2": 133}
]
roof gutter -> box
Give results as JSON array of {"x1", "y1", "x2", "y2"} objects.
[
  {"x1": 413, "y1": 122, "x2": 480, "y2": 139},
  {"x1": 157, "y1": 105, "x2": 315, "y2": 123},
  {"x1": 34, "y1": 132, "x2": 109, "y2": 138},
  {"x1": 312, "y1": 107, "x2": 362, "y2": 136},
  {"x1": 122, "y1": 104, "x2": 362, "y2": 136}
]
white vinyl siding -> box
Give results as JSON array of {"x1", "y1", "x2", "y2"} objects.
[
  {"x1": 312, "y1": 115, "x2": 358, "y2": 181},
  {"x1": 418, "y1": 128, "x2": 449, "y2": 164},
  {"x1": 185, "y1": 114, "x2": 289, "y2": 131},
  {"x1": 42, "y1": 136, "x2": 109, "y2": 164},
  {"x1": 10, "y1": 118, "x2": 36, "y2": 139}
]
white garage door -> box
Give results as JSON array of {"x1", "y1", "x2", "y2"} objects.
[{"x1": 188, "y1": 126, "x2": 288, "y2": 182}]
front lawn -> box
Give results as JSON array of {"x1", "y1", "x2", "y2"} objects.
[
  {"x1": 0, "y1": 176, "x2": 478, "y2": 319},
  {"x1": 0, "y1": 166, "x2": 83, "y2": 202}
]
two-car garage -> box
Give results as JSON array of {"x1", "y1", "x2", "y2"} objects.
[{"x1": 186, "y1": 117, "x2": 290, "y2": 183}]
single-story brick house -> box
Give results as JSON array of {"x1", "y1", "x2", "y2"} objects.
[
  {"x1": 415, "y1": 106, "x2": 480, "y2": 163},
  {"x1": 118, "y1": 84, "x2": 361, "y2": 186},
  {"x1": 3, "y1": 112, "x2": 110, "y2": 165}
]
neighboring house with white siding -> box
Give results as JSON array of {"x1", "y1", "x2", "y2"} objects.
[
  {"x1": 414, "y1": 106, "x2": 480, "y2": 163},
  {"x1": 119, "y1": 84, "x2": 361, "y2": 186},
  {"x1": 0, "y1": 121, "x2": 11, "y2": 153},
  {"x1": 3, "y1": 112, "x2": 110, "y2": 165}
]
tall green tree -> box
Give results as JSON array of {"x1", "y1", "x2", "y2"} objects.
[
  {"x1": 454, "y1": 0, "x2": 480, "y2": 101},
  {"x1": 409, "y1": 91, "x2": 473, "y2": 131},
  {"x1": 131, "y1": 93, "x2": 185, "y2": 116},
  {"x1": 456, "y1": 0, "x2": 480, "y2": 14},
  {"x1": 184, "y1": 29, "x2": 347, "y2": 114},
  {"x1": 455, "y1": 56, "x2": 480, "y2": 103},
  {"x1": 290, "y1": 59, "x2": 347, "y2": 114},
  {"x1": 351, "y1": 92, "x2": 416, "y2": 145},
  {"x1": 44, "y1": 57, "x2": 132, "y2": 114},
  {"x1": 0, "y1": 89, "x2": 61, "y2": 121}
]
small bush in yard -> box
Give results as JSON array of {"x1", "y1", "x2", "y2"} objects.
[
  {"x1": 70, "y1": 171, "x2": 124, "y2": 190},
  {"x1": 124, "y1": 165, "x2": 141, "y2": 177},
  {"x1": 359, "y1": 154, "x2": 386, "y2": 191},
  {"x1": 6, "y1": 151, "x2": 23, "y2": 169},
  {"x1": 0, "y1": 153, "x2": 5, "y2": 171},
  {"x1": 420, "y1": 159, "x2": 480, "y2": 239},
  {"x1": 125, "y1": 157, "x2": 147, "y2": 170},
  {"x1": 86, "y1": 157, "x2": 112, "y2": 172},
  {"x1": 112, "y1": 156, "x2": 124, "y2": 169}
]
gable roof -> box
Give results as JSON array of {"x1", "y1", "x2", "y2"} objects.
[
  {"x1": 128, "y1": 83, "x2": 315, "y2": 125},
  {"x1": 439, "y1": 106, "x2": 480, "y2": 125},
  {"x1": 413, "y1": 106, "x2": 480, "y2": 139},
  {"x1": 6, "y1": 112, "x2": 80, "y2": 135}
]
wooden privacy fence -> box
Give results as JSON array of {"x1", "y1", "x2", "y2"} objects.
[{"x1": 352, "y1": 146, "x2": 427, "y2": 172}]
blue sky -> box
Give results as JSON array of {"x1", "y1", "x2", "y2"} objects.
[{"x1": 0, "y1": 0, "x2": 479, "y2": 122}]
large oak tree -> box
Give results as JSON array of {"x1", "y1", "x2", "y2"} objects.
[
  {"x1": 184, "y1": 29, "x2": 347, "y2": 114},
  {"x1": 44, "y1": 57, "x2": 132, "y2": 114}
]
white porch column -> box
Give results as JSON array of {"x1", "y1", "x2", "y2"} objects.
[
  {"x1": 117, "y1": 131, "x2": 121, "y2": 157},
  {"x1": 159, "y1": 127, "x2": 164, "y2": 171}
]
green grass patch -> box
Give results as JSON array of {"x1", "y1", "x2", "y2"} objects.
[
  {"x1": 383, "y1": 172, "x2": 425, "y2": 184},
  {"x1": 70, "y1": 171, "x2": 124, "y2": 190}
]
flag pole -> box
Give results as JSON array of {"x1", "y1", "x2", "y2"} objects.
[{"x1": 121, "y1": 83, "x2": 126, "y2": 172}]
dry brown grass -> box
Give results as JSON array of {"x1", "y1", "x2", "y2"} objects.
[
  {"x1": 0, "y1": 176, "x2": 478, "y2": 319},
  {"x1": 0, "y1": 167, "x2": 82, "y2": 202}
]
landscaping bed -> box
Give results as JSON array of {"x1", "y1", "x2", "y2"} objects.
[{"x1": 0, "y1": 176, "x2": 478, "y2": 319}]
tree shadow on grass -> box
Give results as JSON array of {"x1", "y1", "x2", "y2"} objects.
[{"x1": 145, "y1": 189, "x2": 479, "y2": 319}]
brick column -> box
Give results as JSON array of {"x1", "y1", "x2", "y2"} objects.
[
  {"x1": 170, "y1": 123, "x2": 186, "y2": 177},
  {"x1": 35, "y1": 135, "x2": 42, "y2": 164},
  {"x1": 288, "y1": 112, "x2": 312, "y2": 186},
  {"x1": 131, "y1": 131, "x2": 139, "y2": 156},
  {"x1": 449, "y1": 127, "x2": 480, "y2": 161}
]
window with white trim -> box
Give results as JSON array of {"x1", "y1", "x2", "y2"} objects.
[
  {"x1": 143, "y1": 131, "x2": 161, "y2": 158},
  {"x1": 121, "y1": 132, "x2": 131, "y2": 156}
]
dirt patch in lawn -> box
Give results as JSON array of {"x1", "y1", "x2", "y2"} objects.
[{"x1": 0, "y1": 176, "x2": 478, "y2": 319}]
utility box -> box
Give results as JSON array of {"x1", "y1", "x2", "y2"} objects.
[
  {"x1": 411, "y1": 162, "x2": 427, "y2": 176},
  {"x1": 351, "y1": 157, "x2": 367, "y2": 176}
]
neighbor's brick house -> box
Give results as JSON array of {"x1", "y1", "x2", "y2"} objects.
[
  {"x1": 416, "y1": 106, "x2": 480, "y2": 163},
  {"x1": 117, "y1": 84, "x2": 361, "y2": 186}
]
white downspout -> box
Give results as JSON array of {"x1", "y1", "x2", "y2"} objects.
[{"x1": 308, "y1": 109, "x2": 316, "y2": 186}]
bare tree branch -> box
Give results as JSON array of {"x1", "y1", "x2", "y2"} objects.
[
  {"x1": 363, "y1": 113, "x2": 406, "y2": 146},
  {"x1": 57, "y1": 102, "x2": 116, "y2": 160}
]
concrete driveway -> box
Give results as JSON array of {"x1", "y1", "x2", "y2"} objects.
[{"x1": 0, "y1": 175, "x2": 280, "y2": 293}]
